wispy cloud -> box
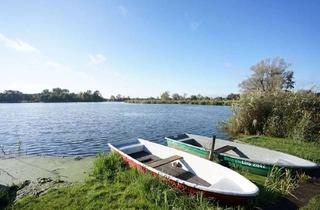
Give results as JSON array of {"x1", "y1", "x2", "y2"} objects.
[
  {"x1": 47, "y1": 60, "x2": 63, "y2": 68},
  {"x1": 89, "y1": 54, "x2": 106, "y2": 65},
  {"x1": 189, "y1": 21, "x2": 201, "y2": 31},
  {"x1": 118, "y1": 5, "x2": 128, "y2": 17},
  {"x1": 47, "y1": 60, "x2": 94, "y2": 81},
  {"x1": 0, "y1": 33, "x2": 38, "y2": 52}
]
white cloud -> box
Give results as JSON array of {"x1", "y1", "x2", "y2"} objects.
[
  {"x1": 47, "y1": 60, "x2": 63, "y2": 68},
  {"x1": 189, "y1": 21, "x2": 201, "y2": 31},
  {"x1": 0, "y1": 33, "x2": 38, "y2": 52},
  {"x1": 118, "y1": 5, "x2": 128, "y2": 17},
  {"x1": 89, "y1": 54, "x2": 106, "y2": 65}
]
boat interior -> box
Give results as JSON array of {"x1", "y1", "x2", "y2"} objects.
[
  {"x1": 129, "y1": 150, "x2": 211, "y2": 187},
  {"x1": 112, "y1": 139, "x2": 260, "y2": 195},
  {"x1": 169, "y1": 134, "x2": 249, "y2": 158}
]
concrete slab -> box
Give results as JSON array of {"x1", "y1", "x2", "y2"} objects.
[{"x1": 0, "y1": 156, "x2": 94, "y2": 186}]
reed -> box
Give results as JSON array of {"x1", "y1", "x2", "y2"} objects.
[{"x1": 264, "y1": 167, "x2": 297, "y2": 195}]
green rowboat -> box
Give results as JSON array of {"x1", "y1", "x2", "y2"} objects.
[{"x1": 165, "y1": 134, "x2": 318, "y2": 176}]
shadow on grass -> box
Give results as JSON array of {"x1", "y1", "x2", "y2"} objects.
[{"x1": 0, "y1": 184, "x2": 18, "y2": 210}]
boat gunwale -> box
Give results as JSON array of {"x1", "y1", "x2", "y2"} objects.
[
  {"x1": 165, "y1": 137, "x2": 209, "y2": 152},
  {"x1": 108, "y1": 140, "x2": 259, "y2": 197}
]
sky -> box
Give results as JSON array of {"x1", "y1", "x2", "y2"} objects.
[{"x1": 0, "y1": 0, "x2": 319, "y2": 98}]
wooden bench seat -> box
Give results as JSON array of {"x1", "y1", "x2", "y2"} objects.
[
  {"x1": 214, "y1": 145, "x2": 236, "y2": 153},
  {"x1": 129, "y1": 151, "x2": 210, "y2": 187},
  {"x1": 148, "y1": 155, "x2": 183, "y2": 168},
  {"x1": 214, "y1": 145, "x2": 249, "y2": 158}
]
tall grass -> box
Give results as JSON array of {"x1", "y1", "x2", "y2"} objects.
[
  {"x1": 264, "y1": 167, "x2": 298, "y2": 195},
  {"x1": 226, "y1": 91, "x2": 320, "y2": 142}
]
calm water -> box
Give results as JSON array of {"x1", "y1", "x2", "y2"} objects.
[{"x1": 0, "y1": 102, "x2": 231, "y2": 156}]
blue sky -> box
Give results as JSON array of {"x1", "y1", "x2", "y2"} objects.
[{"x1": 0, "y1": 0, "x2": 319, "y2": 97}]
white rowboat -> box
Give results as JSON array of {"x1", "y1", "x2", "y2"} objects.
[{"x1": 108, "y1": 139, "x2": 259, "y2": 203}]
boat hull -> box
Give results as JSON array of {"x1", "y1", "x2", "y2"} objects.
[
  {"x1": 110, "y1": 147, "x2": 251, "y2": 204},
  {"x1": 166, "y1": 137, "x2": 298, "y2": 176},
  {"x1": 217, "y1": 154, "x2": 272, "y2": 176}
]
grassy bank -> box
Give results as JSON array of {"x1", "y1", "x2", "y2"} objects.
[
  {"x1": 12, "y1": 154, "x2": 219, "y2": 210},
  {"x1": 5, "y1": 136, "x2": 320, "y2": 209}
]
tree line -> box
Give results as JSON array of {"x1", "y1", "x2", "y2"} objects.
[
  {"x1": 0, "y1": 88, "x2": 105, "y2": 103},
  {"x1": 126, "y1": 92, "x2": 240, "y2": 106}
]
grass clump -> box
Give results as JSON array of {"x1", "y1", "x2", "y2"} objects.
[
  {"x1": 91, "y1": 153, "x2": 127, "y2": 181},
  {"x1": 264, "y1": 167, "x2": 297, "y2": 195},
  {"x1": 12, "y1": 153, "x2": 221, "y2": 210}
]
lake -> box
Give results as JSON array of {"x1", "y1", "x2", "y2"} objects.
[{"x1": 0, "y1": 102, "x2": 231, "y2": 156}]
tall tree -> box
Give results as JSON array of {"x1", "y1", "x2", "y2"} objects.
[
  {"x1": 160, "y1": 91, "x2": 170, "y2": 100},
  {"x1": 171, "y1": 93, "x2": 181, "y2": 100},
  {"x1": 239, "y1": 57, "x2": 295, "y2": 92}
]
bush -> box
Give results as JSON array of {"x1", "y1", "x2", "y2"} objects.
[
  {"x1": 92, "y1": 153, "x2": 127, "y2": 181},
  {"x1": 227, "y1": 91, "x2": 320, "y2": 142}
]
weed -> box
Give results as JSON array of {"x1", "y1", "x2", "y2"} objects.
[{"x1": 264, "y1": 167, "x2": 297, "y2": 195}]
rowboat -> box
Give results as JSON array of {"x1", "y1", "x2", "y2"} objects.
[
  {"x1": 108, "y1": 139, "x2": 259, "y2": 203},
  {"x1": 166, "y1": 133, "x2": 319, "y2": 176}
]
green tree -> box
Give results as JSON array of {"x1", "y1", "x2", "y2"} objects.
[
  {"x1": 226, "y1": 93, "x2": 240, "y2": 100},
  {"x1": 160, "y1": 91, "x2": 170, "y2": 100},
  {"x1": 239, "y1": 57, "x2": 295, "y2": 92},
  {"x1": 171, "y1": 93, "x2": 181, "y2": 100},
  {"x1": 110, "y1": 95, "x2": 116, "y2": 101}
]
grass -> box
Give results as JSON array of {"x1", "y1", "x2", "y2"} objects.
[
  {"x1": 238, "y1": 135, "x2": 320, "y2": 163},
  {"x1": 264, "y1": 167, "x2": 298, "y2": 195},
  {"x1": 12, "y1": 153, "x2": 223, "y2": 210},
  {"x1": 301, "y1": 194, "x2": 320, "y2": 210}
]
